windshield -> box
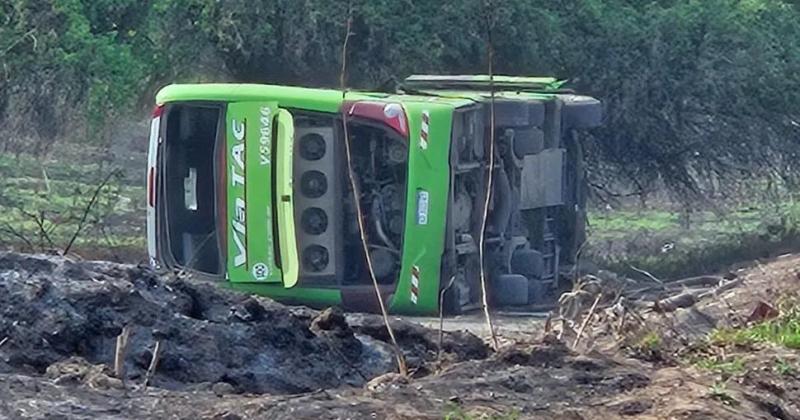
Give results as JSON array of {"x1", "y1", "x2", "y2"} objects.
[
  {"x1": 292, "y1": 112, "x2": 408, "y2": 288},
  {"x1": 161, "y1": 104, "x2": 223, "y2": 275}
]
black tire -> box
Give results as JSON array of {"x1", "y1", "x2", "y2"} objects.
[
  {"x1": 440, "y1": 284, "x2": 463, "y2": 316},
  {"x1": 492, "y1": 274, "x2": 529, "y2": 306},
  {"x1": 561, "y1": 95, "x2": 602, "y2": 129},
  {"x1": 528, "y1": 278, "x2": 547, "y2": 305},
  {"x1": 511, "y1": 249, "x2": 544, "y2": 279},
  {"x1": 493, "y1": 100, "x2": 545, "y2": 127}
]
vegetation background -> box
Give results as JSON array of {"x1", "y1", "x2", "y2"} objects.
[{"x1": 1, "y1": 0, "x2": 799, "y2": 277}]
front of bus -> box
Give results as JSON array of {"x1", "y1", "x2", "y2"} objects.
[{"x1": 146, "y1": 87, "x2": 306, "y2": 293}]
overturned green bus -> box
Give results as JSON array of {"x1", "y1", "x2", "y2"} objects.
[{"x1": 146, "y1": 76, "x2": 601, "y2": 315}]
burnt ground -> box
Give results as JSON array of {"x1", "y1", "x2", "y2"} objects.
[{"x1": 0, "y1": 252, "x2": 798, "y2": 419}]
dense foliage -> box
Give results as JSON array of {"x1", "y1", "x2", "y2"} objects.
[{"x1": 1, "y1": 0, "x2": 799, "y2": 196}]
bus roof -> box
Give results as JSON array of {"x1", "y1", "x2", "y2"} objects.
[{"x1": 156, "y1": 83, "x2": 476, "y2": 113}]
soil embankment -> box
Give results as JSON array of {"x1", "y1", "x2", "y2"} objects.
[
  {"x1": 0, "y1": 253, "x2": 484, "y2": 397},
  {"x1": 0, "y1": 252, "x2": 798, "y2": 419}
]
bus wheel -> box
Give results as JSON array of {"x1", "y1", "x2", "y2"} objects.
[{"x1": 441, "y1": 274, "x2": 468, "y2": 316}]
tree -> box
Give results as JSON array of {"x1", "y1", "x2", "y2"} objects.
[{"x1": 1, "y1": 0, "x2": 798, "y2": 198}]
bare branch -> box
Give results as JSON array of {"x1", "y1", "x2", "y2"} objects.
[
  {"x1": 629, "y1": 264, "x2": 664, "y2": 285},
  {"x1": 0, "y1": 28, "x2": 37, "y2": 58},
  {"x1": 142, "y1": 340, "x2": 162, "y2": 389},
  {"x1": 63, "y1": 169, "x2": 120, "y2": 255},
  {"x1": 18, "y1": 208, "x2": 55, "y2": 250},
  {"x1": 114, "y1": 325, "x2": 132, "y2": 384},
  {"x1": 0, "y1": 222, "x2": 34, "y2": 252},
  {"x1": 338, "y1": 3, "x2": 407, "y2": 377},
  {"x1": 478, "y1": 0, "x2": 499, "y2": 351},
  {"x1": 573, "y1": 294, "x2": 602, "y2": 350},
  {"x1": 438, "y1": 276, "x2": 456, "y2": 360}
]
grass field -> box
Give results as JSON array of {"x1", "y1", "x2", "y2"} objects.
[
  {"x1": 1, "y1": 148, "x2": 799, "y2": 274},
  {"x1": 709, "y1": 297, "x2": 800, "y2": 350},
  {"x1": 586, "y1": 200, "x2": 800, "y2": 280},
  {"x1": 0, "y1": 148, "x2": 146, "y2": 261}
]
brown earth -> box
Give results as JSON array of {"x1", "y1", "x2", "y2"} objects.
[{"x1": 0, "y1": 252, "x2": 798, "y2": 419}]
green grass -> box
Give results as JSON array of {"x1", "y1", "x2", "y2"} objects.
[
  {"x1": 638, "y1": 331, "x2": 663, "y2": 351},
  {"x1": 708, "y1": 381, "x2": 738, "y2": 406},
  {"x1": 774, "y1": 358, "x2": 796, "y2": 376},
  {"x1": 710, "y1": 299, "x2": 800, "y2": 350},
  {"x1": 628, "y1": 331, "x2": 668, "y2": 361},
  {"x1": 587, "y1": 200, "x2": 800, "y2": 280},
  {"x1": 590, "y1": 210, "x2": 679, "y2": 234},
  {"x1": 708, "y1": 328, "x2": 759, "y2": 348},
  {"x1": 694, "y1": 356, "x2": 746, "y2": 376},
  {"x1": 0, "y1": 150, "x2": 145, "y2": 258},
  {"x1": 444, "y1": 404, "x2": 520, "y2": 420},
  {"x1": 3, "y1": 144, "x2": 800, "y2": 270},
  {"x1": 683, "y1": 300, "x2": 800, "y2": 396}
]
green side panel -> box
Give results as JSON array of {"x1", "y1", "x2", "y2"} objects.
[
  {"x1": 226, "y1": 102, "x2": 281, "y2": 283},
  {"x1": 388, "y1": 104, "x2": 455, "y2": 315},
  {"x1": 226, "y1": 283, "x2": 342, "y2": 308},
  {"x1": 158, "y1": 84, "x2": 345, "y2": 113}
]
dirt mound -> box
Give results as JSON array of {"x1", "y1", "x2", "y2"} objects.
[
  {"x1": 1, "y1": 252, "x2": 799, "y2": 419},
  {"x1": 0, "y1": 252, "x2": 486, "y2": 395},
  {"x1": 346, "y1": 313, "x2": 489, "y2": 373},
  {"x1": 0, "y1": 334, "x2": 651, "y2": 419}
]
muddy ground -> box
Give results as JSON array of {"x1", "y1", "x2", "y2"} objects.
[{"x1": 0, "y1": 252, "x2": 798, "y2": 419}]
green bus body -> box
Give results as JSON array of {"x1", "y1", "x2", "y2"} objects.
[{"x1": 147, "y1": 78, "x2": 601, "y2": 315}]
